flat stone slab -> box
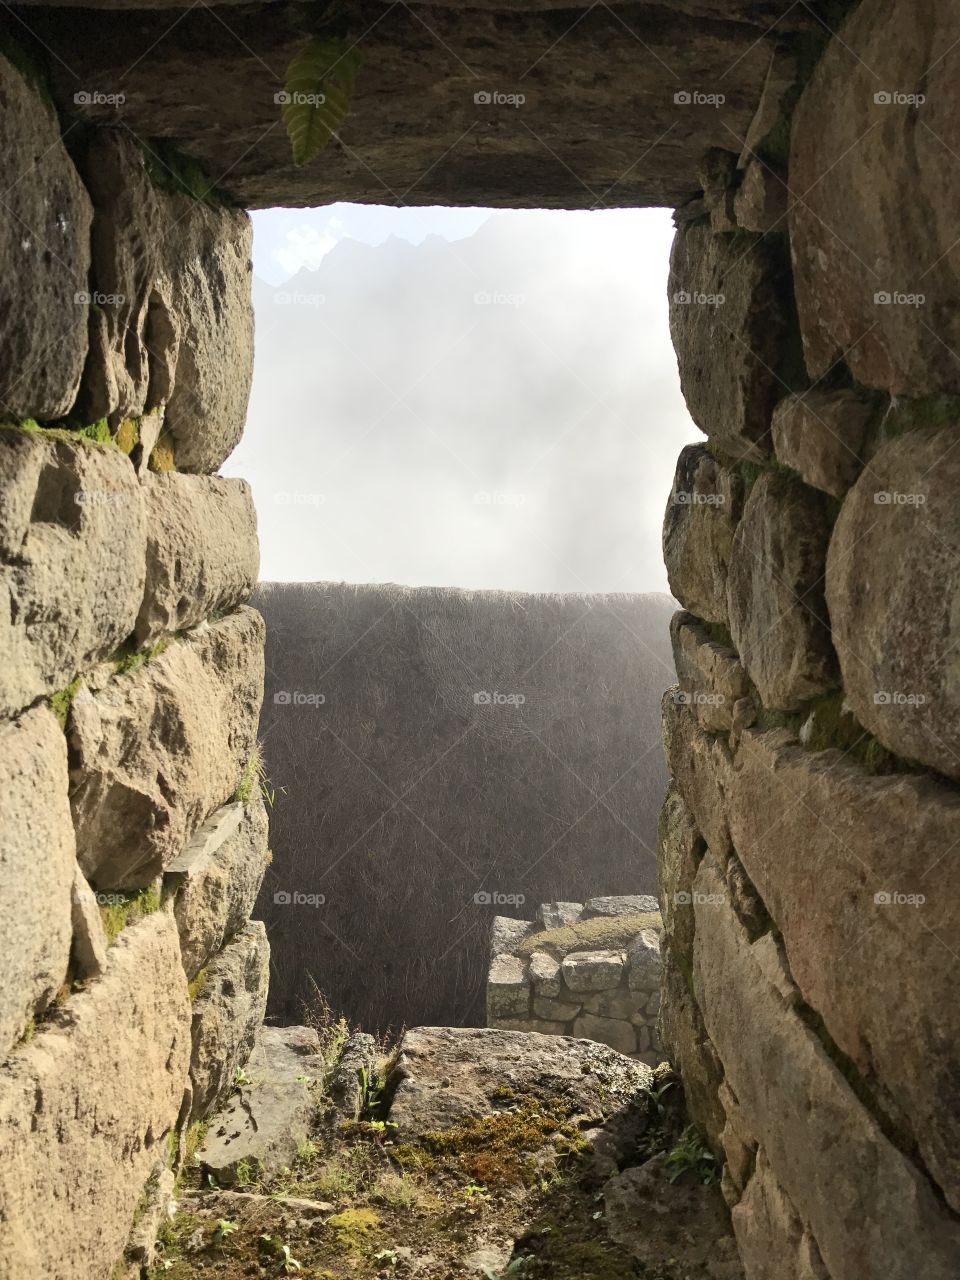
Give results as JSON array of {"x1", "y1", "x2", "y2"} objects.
[
  {"x1": 196, "y1": 1025, "x2": 326, "y2": 1186},
  {"x1": 583, "y1": 895, "x2": 659, "y2": 920},
  {"x1": 387, "y1": 1026, "x2": 651, "y2": 1140},
  {"x1": 561, "y1": 949, "x2": 626, "y2": 993}
]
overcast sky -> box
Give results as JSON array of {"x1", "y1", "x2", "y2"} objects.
[{"x1": 222, "y1": 204, "x2": 699, "y2": 594}]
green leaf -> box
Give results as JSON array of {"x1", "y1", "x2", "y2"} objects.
[{"x1": 281, "y1": 37, "x2": 360, "y2": 166}]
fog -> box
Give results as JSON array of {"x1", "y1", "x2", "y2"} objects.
[{"x1": 223, "y1": 205, "x2": 699, "y2": 593}]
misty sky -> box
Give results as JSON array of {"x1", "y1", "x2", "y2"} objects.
[{"x1": 222, "y1": 204, "x2": 699, "y2": 593}]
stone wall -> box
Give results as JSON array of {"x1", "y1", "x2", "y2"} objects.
[
  {"x1": 0, "y1": 48, "x2": 266, "y2": 1279},
  {"x1": 486, "y1": 897, "x2": 664, "y2": 1065},
  {"x1": 657, "y1": 2, "x2": 960, "y2": 1275}
]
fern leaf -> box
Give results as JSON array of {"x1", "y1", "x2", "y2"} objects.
[{"x1": 281, "y1": 37, "x2": 361, "y2": 167}]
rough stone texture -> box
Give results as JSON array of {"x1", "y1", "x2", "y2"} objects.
[
  {"x1": 169, "y1": 795, "x2": 270, "y2": 980},
  {"x1": 0, "y1": 913, "x2": 191, "y2": 1279},
  {"x1": 38, "y1": 3, "x2": 777, "y2": 211},
  {"x1": 734, "y1": 159, "x2": 787, "y2": 233},
  {"x1": 727, "y1": 471, "x2": 838, "y2": 711},
  {"x1": 662, "y1": 691, "x2": 733, "y2": 859},
  {"x1": 69, "y1": 607, "x2": 265, "y2": 889},
  {"x1": 693, "y1": 854, "x2": 960, "y2": 1279},
  {"x1": 626, "y1": 928, "x2": 662, "y2": 992},
  {"x1": 188, "y1": 921, "x2": 270, "y2": 1122},
  {"x1": 536, "y1": 900, "x2": 582, "y2": 930},
  {"x1": 489, "y1": 916, "x2": 532, "y2": 957},
  {"x1": 136, "y1": 472, "x2": 259, "y2": 645},
  {"x1": 154, "y1": 196, "x2": 253, "y2": 472},
  {"x1": 728, "y1": 726, "x2": 960, "y2": 1213},
  {"x1": 486, "y1": 953, "x2": 529, "y2": 1018},
  {"x1": 669, "y1": 226, "x2": 790, "y2": 459},
  {"x1": 732, "y1": 1151, "x2": 830, "y2": 1280},
  {"x1": 329, "y1": 1032, "x2": 377, "y2": 1121},
  {"x1": 73, "y1": 130, "x2": 163, "y2": 424},
  {"x1": 572, "y1": 1011, "x2": 636, "y2": 1056},
  {"x1": 0, "y1": 429, "x2": 146, "y2": 717},
  {"x1": 771, "y1": 390, "x2": 875, "y2": 498},
  {"x1": 71, "y1": 862, "x2": 109, "y2": 980},
  {"x1": 660, "y1": 954, "x2": 727, "y2": 1154},
  {"x1": 561, "y1": 949, "x2": 625, "y2": 993},
  {"x1": 656, "y1": 784, "x2": 703, "y2": 967},
  {"x1": 662, "y1": 444, "x2": 744, "y2": 625},
  {"x1": 0, "y1": 707, "x2": 73, "y2": 1055},
  {"x1": 196, "y1": 1025, "x2": 325, "y2": 1185},
  {"x1": 790, "y1": 0, "x2": 960, "y2": 396},
  {"x1": 127, "y1": 1165, "x2": 176, "y2": 1266},
  {"x1": 604, "y1": 1153, "x2": 744, "y2": 1278},
  {"x1": 826, "y1": 426, "x2": 960, "y2": 779},
  {"x1": 582, "y1": 895, "x2": 658, "y2": 919},
  {"x1": 388, "y1": 1026, "x2": 651, "y2": 1140},
  {"x1": 528, "y1": 950, "x2": 561, "y2": 997},
  {"x1": 671, "y1": 611, "x2": 753, "y2": 733},
  {"x1": 0, "y1": 54, "x2": 91, "y2": 420}
]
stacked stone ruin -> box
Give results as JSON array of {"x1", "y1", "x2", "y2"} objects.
[
  {"x1": 2, "y1": 1, "x2": 959, "y2": 1277},
  {"x1": 486, "y1": 897, "x2": 664, "y2": 1065}
]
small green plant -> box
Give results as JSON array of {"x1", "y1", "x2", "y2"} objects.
[
  {"x1": 259, "y1": 1234, "x2": 302, "y2": 1273},
  {"x1": 462, "y1": 1183, "x2": 490, "y2": 1200},
  {"x1": 235, "y1": 1158, "x2": 258, "y2": 1189},
  {"x1": 281, "y1": 37, "x2": 361, "y2": 165},
  {"x1": 211, "y1": 1218, "x2": 238, "y2": 1248},
  {"x1": 235, "y1": 742, "x2": 285, "y2": 807},
  {"x1": 481, "y1": 1261, "x2": 530, "y2": 1280},
  {"x1": 374, "y1": 1249, "x2": 398, "y2": 1266},
  {"x1": 665, "y1": 1126, "x2": 720, "y2": 1186},
  {"x1": 49, "y1": 675, "x2": 82, "y2": 729},
  {"x1": 235, "y1": 1066, "x2": 251, "y2": 1087}
]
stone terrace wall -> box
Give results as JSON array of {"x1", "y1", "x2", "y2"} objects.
[
  {"x1": 658, "y1": 3, "x2": 960, "y2": 1276},
  {"x1": 0, "y1": 51, "x2": 266, "y2": 1279},
  {"x1": 486, "y1": 897, "x2": 664, "y2": 1065}
]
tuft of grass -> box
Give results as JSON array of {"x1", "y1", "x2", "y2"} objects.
[
  {"x1": 115, "y1": 418, "x2": 140, "y2": 455},
  {"x1": 187, "y1": 967, "x2": 208, "y2": 1002},
  {"x1": 756, "y1": 691, "x2": 899, "y2": 776},
  {"x1": 98, "y1": 884, "x2": 162, "y2": 944},
  {"x1": 235, "y1": 742, "x2": 285, "y2": 808},
  {"x1": 49, "y1": 675, "x2": 83, "y2": 728},
  {"x1": 516, "y1": 912, "x2": 661, "y2": 960},
  {"x1": 148, "y1": 430, "x2": 177, "y2": 472}
]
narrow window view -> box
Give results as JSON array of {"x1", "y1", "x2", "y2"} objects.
[{"x1": 1, "y1": 2, "x2": 958, "y2": 1279}]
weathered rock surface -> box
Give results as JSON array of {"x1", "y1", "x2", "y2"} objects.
[
  {"x1": 487, "y1": 953, "x2": 529, "y2": 1018},
  {"x1": 728, "y1": 726, "x2": 960, "y2": 1213},
  {"x1": 196, "y1": 1025, "x2": 325, "y2": 1185},
  {"x1": 727, "y1": 470, "x2": 838, "y2": 710},
  {"x1": 136, "y1": 472, "x2": 259, "y2": 644},
  {"x1": 604, "y1": 1152, "x2": 744, "y2": 1278},
  {"x1": 329, "y1": 1031, "x2": 377, "y2": 1121},
  {"x1": 0, "y1": 429, "x2": 146, "y2": 716},
  {"x1": 734, "y1": 158, "x2": 787, "y2": 233},
  {"x1": 528, "y1": 950, "x2": 561, "y2": 997},
  {"x1": 155, "y1": 196, "x2": 253, "y2": 472},
  {"x1": 489, "y1": 915, "x2": 532, "y2": 957},
  {"x1": 732, "y1": 1150, "x2": 829, "y2": 1280},
  {"x1": 387, "y1": 1026, "x2": 650, "y2": 1140},
  {"x1": 0, "y1": 54, "x2": 91, "y2": 419},
  {"x1": 626, "y1": 928, "x2": 661, "y2": 992},
  {"x1": 826, "y1": 426, "x2": 960, "y2": 778},
  {"x1": 71, "y1": 862, "x2": 109, "y2": 980},
  {"x1": 583, "y1": 895, "x2": 658, "y2": 919},
  {"x1": 0, "y1": 707, "x2": 73, "y2": 1055},
  {"x1": 0, "y1": 913, "x2": 190, "y2": 1279},
  {"x1": 662, "y1": 692, "x2": 733, "y2": 858},
  {"x1": 562, "y1": 949, "x2": 625, "y2": 993},
  {"x1": 669, "y1": 227, "x2": 790, "y2": 459},
  {"x1": 69, "y1": 607, "x2": 264, "y2": 888},
  {"x1": 656, "y1": 784, "x2": 703, "y2": 967},
  {"x1": 169, "y1": 795, "x2": 269, "y2": 979},
  {"x1": 127, "y1": 1165, "x2": 176, "y2": 1266},
  {"x1": 771, "y1": 390, "x2": 875, "y2": 498},
  {"x1": 536, "y1": 900, "x2": 582, "y2": 930},
  {"x1": 73, "y1": 130, "x2": 163, "y2": 424},
  {"x1": 671, "y1": 611, "x2": 753, "y2": 733},
  {"x1": 38, "y1": 3, "x2": 775, "y2": 210},
  {"x1": 693, "y1": 854, "x2": 960, "y2": 1279},
  {"x1": 189, "y1": 921, "x2": 270, "y2": 1121},
  {"x1": 790, "y1": 0, "x2": 960, "y2": 395},
  {"x1": 662, "y1": 445, "x2": 744, "y2": 625},
  {"x1": 572, "y1": 1010, "x2": 635, "y2": 1055}
]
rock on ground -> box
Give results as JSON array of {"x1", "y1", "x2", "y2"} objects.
[
  {"x1": 196, "y1": 1025, "x2": 326, "y2": 1185},
  {"x1": 387, "y1": 1026, "x2": 651, "y2": 1139},
  {"x1": 188, "y1": 921, "x2": 270, "y2": 1121},
  {"x1": 662, "y1": 444, "x2": 744, "y2": 626}
]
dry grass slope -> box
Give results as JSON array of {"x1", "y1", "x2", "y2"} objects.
[{"x1": 253, "y1": 581, "x2": 675, "y2": 1031}]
